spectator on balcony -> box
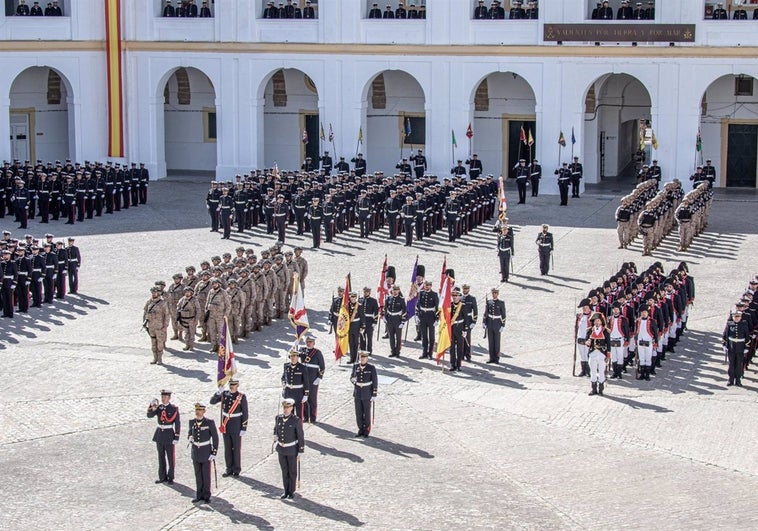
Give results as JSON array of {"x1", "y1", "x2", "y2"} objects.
[
  {"x1": 162, "y1": 0, "x2": 175, "y2": 17},
  {"x1": 590, "y1": 2, "x2": 600, "y2": 19},
  {"x1": 199, "y1": 1, "x2": 212, "y2": 17},
  {"x1": 395, "y1": 1, "x2": 406, "y2": 19},
  {"x1": 754, "y1": 9, "x2": 758, "y2": 19},
  {"x1": 597, "y1": 0, "x2": 613, "y2": 20},
  {"x1": 276, "y1": 2, "x2": 286, "y2": 18},
  {"x1": 408, "y1": 2, "x2": 419, "y2": 18},
  {"x1": 303, "y1": 0, "x2": 316, "y2": 19},
  {"x1": 29, "y1": 1, "x2": 42, "y2": 15},
  {"x1": 263, "y1": 1, "x2": 278, "y2": 18},
  {"x1": 712, "y1": 2, "x2": 727, "y2": 19},
  {"x1": 509, "y1": 1, "x2": 525, "y2": 19},
  {"x1": 16, "y1": 0, "x2": 30, "y2": 15},
  {"x1": 488, "y1": 1, "x2": 505, "y2": 19},
  {"x1": 176, "y1": 0, "x2": 187, "y2": 17},
  {"x1": 418, "y1": 4, "x2": 425, "y2": 18},
  {"x1": 186, "y1": 0, "x2": 198, "y2": 17},
  {"x1": 382, "y1": 4, "x2": 394, "y2": 18},
  {"x1": 525, "y1": 1, "x2": 538, "y2": 19},
  {"x1": 282, "y1": 0, "x2": 294, "y2": 18},
  {"x1": 368, "y1": 2, "x2": 382, "y2": 18},
  {"x1": 474, "y1": 0, "x2": 488, "y2": 19},
  {"x1": 733, "y1": 7, "x2": 748, "y2": 20},
  {"x1": 645, "y1": 1, "x2": 654, "y2": 19},
  {"x1": 633, "y1": 2, "x2": 646, "y2": 19},
  {"x1": 617, "y1": 0, "x2": 633, "y2": 20}
]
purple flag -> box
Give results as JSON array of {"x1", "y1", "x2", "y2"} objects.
[{"x1": 406, "y1": 255, "x2": 419, "y2": 319}]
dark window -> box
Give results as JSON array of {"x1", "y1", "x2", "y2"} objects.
[
  {"x1": 403, "y1": 116, "x2": 425, "y2": 145},
  {"x1": 207, "y1": 111, "x2": 217, "y2": 140},
  {"x1": 735, "y1": 76, "x2": 754, "y2": 97}
]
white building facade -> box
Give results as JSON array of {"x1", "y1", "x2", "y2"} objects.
[{"x1": 1, "y1": 0, "x2": 757, "y2": 192}]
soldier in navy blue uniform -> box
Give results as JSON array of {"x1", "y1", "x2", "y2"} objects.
[
  {"x1": 274, "y1": 398, "x2": 305, "y2": 499},
  {"x1": 351, "y1": 351, "x2": 378, "y2": 437},
  {"x1": 416, "y1": 280, "x2": 438, "y2": 359},
  {"x1": 29, "y1": 245, "x2": 45, "y2": 307},
  {"x1": 535, "y1": 224, "x2": 553, "y2": 275},
  {"x1": 351, "y1": 153, "x2": 367, "y2": 177},
  {"x1": 412, "y1": 150, "x2": 427, "y2": 179},
  {"x1": 12, "y1": 179, "x2": 29, "y2": 228},
  {"x1": 449, "y1": 289, "x2": 472, "y2": 371},
  {"x1": 218, "y1": 187, "x2": 234, "y2": 240},
  {"x1": 273, "y1": 194, "x2": 289, "y2": 243},
  {"x1": 206, "y1": 181, "x2": 221, "y2": 232},
  {"x1": 497, "y1": 220, "x2": 514, "y2": 282},
  {"x1": 383, "y1": 285, "x2": 407, "y2": 358},
  {"x1": 66, "y1": 237, "x2": 81, "y2": 293},
  {"x1": 147, "y1": 389, "x2": 181, "y2": 484},
  {"x1": 474, "y1": 0, "x2": 488, "y2": 18},
  {"x1": 42, "y1": 241, "x2": 58, "y2": 303},
  {"x1": 723, "y1": 310, "x2": 750, "y2": 387},
  {"x1": 54, "y1": 241, "x2": 67, "y2": 299},
  {"x1": 461, "y1": 284, "x2": 478, "y2": 362},
  {"x1": 307, "y1": 197, "x2": 323, "y2": 248},
  {"x1": 346, "y1": 291, "x2": 366, "y2": 362},
  {"x1": 1, "y1": 249, "x2": 17, "y2": 318},
  {"x1": 282, "y1": 350, "x2": 311, "y2": 419},
  {"x1": 359, "y1": 287, "x2": 379, "y2": 354},
  {"x1": 188, "y1": 403, "x2": 219, "y2": 503},
  {"x1": 303, "y1": 0, "x2": 316, "y2": 18},
  {"x1": 299, "y1": 335, "x2": 325, "y2": 423},
  {"x1": 483, "y1": 288, "x2": 506, "y2": 363},
  {"x1": 513, "y1": 159, "x2": 529, "y2": 204},
  {"x1": 210, "y1": 378, "x2": 248, "y2": 477},
  {"x1": 401, "y1": 196, "x2": 416, "y2": 247}
]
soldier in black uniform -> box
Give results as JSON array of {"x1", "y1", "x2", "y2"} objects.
[
  {"x1": 448, "y1": 288, "x2": 471, "y2": 372},
  {"x1": 702, "y1": 159, "x2": 717, "y2": 187},
  {"x1": 29, "y1": 245, "x2": 45, "y2": 307},
  {"x1": 513, "y1": 159, "x2": 529, "y2": 204},
  {"x1": 461, "y1": 284, "x2": 478, "y2": 362},
  {"x1": 54, "y1": 241, "x2": 67, "y2": 299},
  {"x1": 233, "y1": 183, "x2": 249, "y2": 234},
  {"x1": 12, "y1": 179, "x2": 29, "y2": 228},
  {"x1": 218, "y1": 187, "x2": 234, "y2": 240},
  {"x1": 359, "y1": 287, "x2": 379, "y2": 354},
  {"x1": 483, "y1": 288, "x2": 506, "y2": 363},
  {"x1": 396, "y1": 157, "x2": 412, "y2": 175},
  {"x1": 351, "y1": 351, "x2": 378, "y2": 436},
  {"x1": 147, "y1": 389, "x2": 181, "y2": 484},
  {"x1": 299, "y1": 334, "x2": 325, "y2": 423},
  {"x1": 206, "y1": 181, "x2": 221, "y2": 232},
  {"x1": 368, "y1": 2, "x2": 382, "y2": 17},
  {"x1": 385, "y1": 189, "x2": 401, "y2": 240},
  {"x1": 274, "y1": 194, "x2": 289, "y2": 243},
  {"x1": 712, "y1": 2, "x2": 727, "y2": 19},
  {"x1": 345, "y1": 291, "x2": 365, "y2": 362},
  {"x1": 210, "y1": 378, "x2": 248, "y2": 477},
  {"x1": 163, "y1": 0, "x2": 175, "y2": 16},
  {"x1": 412, "y1": 150, "x2": 427, "y2": 179},
  {"x1": 383, "y1": 285, "x2": 407, "y2": 358},
  {"x1": 535, "y1": 224, "x2": 553, "y2": 275},
  {"x1": 509, "y1": 0, "x2": 525, "y2": 19},
  {"x1": 569, "y1": 156, "x2": 583, "y2": 198},
  {"x1": 555, "y1": 162, "x2": 570, "y2": 206},
  {"x1": 357, "y1": 189, "x2": 372, "y2": 238},
  {"x1": 416, "y1": 280, "x2": 438, "y2": 359},
  {"x1": 617, "y1": 0, "x2": 632, "y2": 19},
  {"x1": 497, "y1": 219, "x2": 514, "y2": 282},
  {"x1": 42, "y1": 241, "x2": 58, "y2": 303},
  {"x1": 307, "y1": 196, "x2": 323, "y2": 248},
  {"x1": 451, "y1": 160, "x2": 467, "y2": 177},
  {"x1": 1, "y1": 249, "x2": 17, "y2": 317},
  {"x1": 529, "y1": 158, "x2": 542, "y2": 196},
  {"x1": 466, "y1": 154, "x2": 483, "y2": 180},
  {"x1": 334, "y1": 157, "x2": 349, "y2": 174},
  {"x1": 282, "y1": 350, "x2": 310, "y2": 419},
  {"x1": 303, "y1": 0, "x2": 316, "y2": 18},
  {"x1": 723, "y1": 310, "x2": 750, "y2": 386},
  {"x1": 66, "y1": 237, "x2": 81, "y2": 293},
  {"x1": 351, "y1": 153, "x2": 367, "y2": 177},
  {"x1": 274, "y1": 398, "x2": 304, "y2": 499},
  {"x1": 319, "y1": 151, "x2": 333, "y2": 175},
  {"x1": 474, "y1": 0, "x2": 488, "y2": 18},
  {"x1": 14, "y1": 247, "x2": 30, "y2": 313},
  {"x1": 16, "y1": 0, "x2": 30, "y2": 15},
  {"x1": 322, "y1": 194, "x2": 335, "y2": 243},
  {"x1": 188, "y1": 403, "x2": 219, "y2": 503},
  {"x1": 401, "y1": 196, "x2": 416, "y2": 247},
  {"x1": 597, "y1": 0, "x2": 613, "y2": 19}
]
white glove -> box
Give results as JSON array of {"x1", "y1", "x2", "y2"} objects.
[
  {"x1": 240, "y1": 430, "x2": 246, "y2": 436},
  {"x1": 469, "y1": 323, "x2": 475, "y2": 330},
  {"x1": 350, "y1": 377, "x2": 357, "y2": 384},
  {"x1": 399, "y1": 323, "x2": 404, "y2": 329},
  {"x1": 301, "y1": 396, "x2": 308, "y2": 403},
  {"x1": 208, "y1": 455, "x2": 215, "y2": 461},
  {"x1": 215, "y1": 388, "x2": 223, "y2": 395},
  {"x1": 313, "y1": 378, "x2": 321, "y2": 386},
  {"x1": 499, "y1": 327, "x2": 504, "y2": 333},
  {"x1": 722, "y1": 346, "x2": 728, "y2": 356},
  {"x1": 172, "y1": 439, "x2": 178, "y2": 445},
  {"x1": 370, "y1": 396, "x2": 376, "y2": 402},
  {"x1": 188, "y1": 436, "x2": 194, "y2": 443}
]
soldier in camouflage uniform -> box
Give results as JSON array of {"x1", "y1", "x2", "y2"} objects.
[
  {"x1": 252, "y1": 263, "x2": 267, "y2": 329},
  {"x1": 176, "y1": 286, "x2": 202, "y2": 350},
  {"x1": 143, "y1": 286, "x2": 171, "y2": 364},
  {"x1": 273, "y1": 255, "x2": 291, "y2": 319},
  {"x1": 205, "y1": 278, "x2": 230, "y2": 352},
  {"x1": 167, "y1": 273, "x2": 185, "y2": 341},
  {"x1": 226, "y1": 278, "x2": 246, "y2": 343},
  {"x1": 195, "y1": 270, "x2": 212, "y2": 342},
  {"x1": 261, "y1": 259, "x2": 279, "y2": 324}
]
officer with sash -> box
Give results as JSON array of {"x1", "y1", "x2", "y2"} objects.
[{"x1": 210, "y1": 378, "x2": 248, "y2": 477}]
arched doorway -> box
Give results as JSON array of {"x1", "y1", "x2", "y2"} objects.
[
  {"x1": 583, "y1": 73, "x2": 651, "y2": 183},
  {"x1": 162, "y1": 67, "x2": 217, "y2": 176},
  {"x1": 471, "y1": 72, "x2": 537, "y2": 179},
  {"x1": 364, "y1": 70, "x2": 425, "y2": 175},
  {"x1": 700, "y1": 74, "x2": 758, "y2": 188},
  {"x1": 261, "y1": 68, "x2": 319, "y2": 171},
  {"x1": 9, "y1": 66, "x2": 74, "y2": 164}
]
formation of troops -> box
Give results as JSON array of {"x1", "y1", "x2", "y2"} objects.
[
  {"x1": 674, "y1": 183, "x2": 712, "y2": 252},
  {"x1": 262, "y1": 0, "x2": 316, "y2": 18},
  {"x1": 142, "y1": 243, "x2": 308, "y2": 363},
  {"x1": 204, "y1": 163, "x2": 501, "y2": 246},
  {"x1": 2, "y1": 158, "x2": 149, "y2": 229},
  {"x1": 574, "y1": 261, "x2": 695, "y2": 395},
  {"x1": 0, "y1": 231, "x2": 81, "y2": 318},
  {"x1": 722, "y1": 276, "x2": 758, "y2": 387},
  {"x1": 614, "y1": 178, "x2": 658, "y2": 249}
]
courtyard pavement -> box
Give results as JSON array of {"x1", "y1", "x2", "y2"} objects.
[{"x1": 2, "y1": 176, "x2": 758, "y2": 530}]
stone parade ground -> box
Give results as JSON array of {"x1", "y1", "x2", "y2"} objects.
[{"x1": 2, "y1": 178, "x2": 758, "y2": 530}]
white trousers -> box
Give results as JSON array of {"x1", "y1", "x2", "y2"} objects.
[{"x1": 589, "y1": 350, "x2": 606, "y2": 383}]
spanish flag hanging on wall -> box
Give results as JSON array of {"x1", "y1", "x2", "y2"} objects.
[{"x1": 105, "y1": 0, "x2": 124, "y2": 157}]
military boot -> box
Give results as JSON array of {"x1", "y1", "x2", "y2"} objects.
[
  {"x1": 589, "y1": 382, "x2": 598, "y2": 396},
  {"x1": 578, "y1": 361, "x2": 588, "y2": 377},
  {"x1": 644, "y1": 367, "x2": 651, "y2": 381},
  {"x1": 598, "y1": 382, "x2": 604, "y2": 396}
]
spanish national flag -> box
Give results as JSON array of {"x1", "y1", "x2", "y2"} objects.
[{"x1": 334, "y1": 274, "x2": 351, "y2": 360}]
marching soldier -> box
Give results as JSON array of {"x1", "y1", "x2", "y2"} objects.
[
  {"x1": 210, "y1": 378, "x2": 248, "y2": 477},
  {"x1": 274, "y1": 398, "x2": 304, "y2": 499},
  {"x1": 723, "y1": 310, "x2": 750, "y2": 387},
  {"x1": 535, "y1": 224, "x2": 553, "y2": 276},
  {"x1": 299, "y1": 334, "x2": 325, "y2": 423},
  {"x1": 307, "y1": 197, "x2": 323, "y2": 248},
  {"x1": 637, "y1": 201, "x2": 657, "y2": 255},
  {"x1": 282, "y1": 350, "x2": 310, "y2": 419},
  {"x1": 585, "y1": 313, "x2": 610, "y2": 396},
  {"x1": 147, "y1": 389, "x2": 180, "y2": 484},
  {"x1": 188, "y1": 403, "x2": 219, "y2": 504},
  {"x1": 144, "y1": 286, "x2": 170, "y2": 364},
  {"x1": 483, "y1": 288, "x2": 506, "y2": 363},
  {"x1": 176, "y1": 287, "x2": 201, "y2": 350},
  {"x1": 497, "y1": 219, "x2": 514, "y2": 282},
  {"x1": 351, "y1": 351, "x2": 378, "y2": 437}
]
